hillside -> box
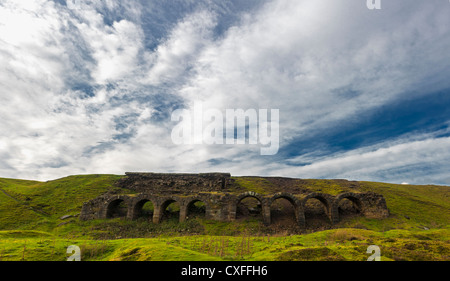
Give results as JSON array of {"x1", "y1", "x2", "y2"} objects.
[{"x1": 0, "y1": 174, "x2": 448, "y2": 261}]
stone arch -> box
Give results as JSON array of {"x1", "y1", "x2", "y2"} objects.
[
  {"x1": 183, "y1": 197, "x2": 210, "y2": 221},
  {"x1": 235, "y1": 191, "x2": 265, "y2": 205},
  {"x1": 154, "y1": 197, "x2": 181, "y2": 223},
  {"x1": 269, "y1": 192, "x2": 301, "y2": 208},
  {"x1": 131, "y1": 196, "x2": 157, "y2": 221},
  {"x1": 230, "y1": 192, "x2": 270, "y2": 225},
  {"x1": 268, "y1": 192, "x2": 305, "y2": 228},
  {"x1": 334, "y1": 193, "x2": 364, "y2": 222},
  {"x1": 302, "y1": 193, "x2": 335, "y2": 225},
  {"x1": 104, "y1": 196, "x2": 131, "y2": 219}
]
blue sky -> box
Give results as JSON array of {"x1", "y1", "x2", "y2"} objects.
[{"x1": 0, "y1": 0, "x2": 450, "y2": 185}]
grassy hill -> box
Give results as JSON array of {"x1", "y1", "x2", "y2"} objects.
[{"x1": 0, "y1": 174, "x2": 448, "y2": 261}]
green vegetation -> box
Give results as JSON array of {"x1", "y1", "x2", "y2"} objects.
[
  {"x1": 0, "y1": 175, "x2": 448, "y2": 261},
  {"x1": 0, "y1": 228, "x2": 448, "y2": 261},
  {"x1": 301, "y1": 179, "x2": 354, "y2": 195},
  {"x1": 0, "y1": 175, "x2": 126, "y2": 231},
  {"x1": 231, "y1": 177, "x2": 276, "y2": 194},
  {"x1": 359, "y1": 181, "x2": 450, "y2": 229}
]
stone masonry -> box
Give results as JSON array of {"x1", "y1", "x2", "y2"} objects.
[{"x1": 80, "y1": 172, "x2": 389, "y2": 228}]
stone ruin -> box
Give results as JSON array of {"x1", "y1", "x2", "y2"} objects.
[{"x1": 80, "y1": 172, "x2": 389, "y2": 228}]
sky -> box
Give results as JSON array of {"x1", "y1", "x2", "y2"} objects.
[{"x1": 0, "y1": 0, "x2": 450, "y2": 185}]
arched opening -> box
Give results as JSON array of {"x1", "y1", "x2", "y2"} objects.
[
  {"x1": 106, "y1": 199, "x2": 128, "y2": 219},
  {"x1": 338, "y1": 197, "x2": 362, "y2": 221},
  {"x1": 270, "y1": 197, "x2": 297, "y2": 227},
  {"x1": 186, "y1": 199, "x2": 206, "y2": 220},
  {"x1": 133, "y1": 199, "x2": 154, "y2": 222},
  {"x1": 236, "y1": 196, "x2": 262, "y2": 221},
  {"x1": 304, "y1": 197, "x2": 331, "y2": 229},
  {"x1": 161, "y1": 199, "x2": 180, "y2": 222}
]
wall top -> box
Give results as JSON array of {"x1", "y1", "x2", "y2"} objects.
[
  {"x1": 118, "y1": 172, "x2": 232, "y2": 193},
  {"x1": 125, "y1": 172, "x2": 231, "y2": 178}
]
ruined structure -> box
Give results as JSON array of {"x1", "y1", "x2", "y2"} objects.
[{"x1": 80, "y1": 172, "x2": 389, "y2": 228}]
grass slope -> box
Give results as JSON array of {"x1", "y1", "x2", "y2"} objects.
[
  {"x1": 0, "y1": 175, "x2": 448, "y2": 261},
  {"x1": 0, "y1": 175, "x2": 125, "y2": 231}
]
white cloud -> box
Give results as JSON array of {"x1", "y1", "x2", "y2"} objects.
[
  {"x1": 185, "y1": 0, "x2": 450, "y2": 137},
  {"x1": 144, "y1": 10, "x2": 216, "y2": 86},
  {"x1": 1, "y1": 0, "x2": 450, "y2": 185},
  {"x1": 71, "y1": 11, "x2": 144, "y2": 84},
  {"x1": 302, "y1": 137, "x2": 449, "y2": 175}
]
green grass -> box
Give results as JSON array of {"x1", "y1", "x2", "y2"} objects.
[
  {"x1": 0, "y1": 228, "x2": 448, "y2": 261},
  {"x1": 231, "y1": 177, "x2": 276, "y2": 194},
  {"x1": 0, "y1": 174, "x2": 126, "y2": 231},
  {"x1": 301, "y1": 179, "x2": 354, "y2": 195},
  {"x1": 359, "y1": 182, "x2": 450, "y2": 228},
  {"x1": 230, "y1": 177, "x2": 361, "y2": 195},
  {"x1": 0, "y1": 174, "x2": 449, "y2": 261}
]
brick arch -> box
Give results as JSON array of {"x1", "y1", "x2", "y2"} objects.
[
  {"x1": 268, "y1": 192, "x2": 305, "y2": 227},
  {"x1": 130, "y1": 195, "x2": 157, "y2": 220},
  {"x1": 334, "y1": 192, "x2": 365, "y2": 222},
  {"x1": 103, "y1": 195, "x2": 132, "y2": 219},
  {"x1": 302, "y1": 193, "x2": 336, "y2": 224}
]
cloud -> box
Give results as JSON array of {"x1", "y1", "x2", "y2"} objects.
[
  {"x1": 181, "y1": 0, "x2": 450, "y2": 137},
  {"x1": 59, "y1": 1, "x2": 145, "y2": 85},
  {"x1": 144, "y1": 10, "x2": 217, "y2": 86},
  {"x1": 275, "y1": 136, "x2": 450, "y2": 184},
  {"x1": 1, "y1": 0, "x2": 450, "y2": 185}
]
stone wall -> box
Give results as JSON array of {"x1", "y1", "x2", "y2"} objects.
[
  {"x1": 116, "y1": 172, "x2": 232, "y2": 193},
  {"x1": 80, "y1": 173, "x2": 389, "y2": 228}
]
